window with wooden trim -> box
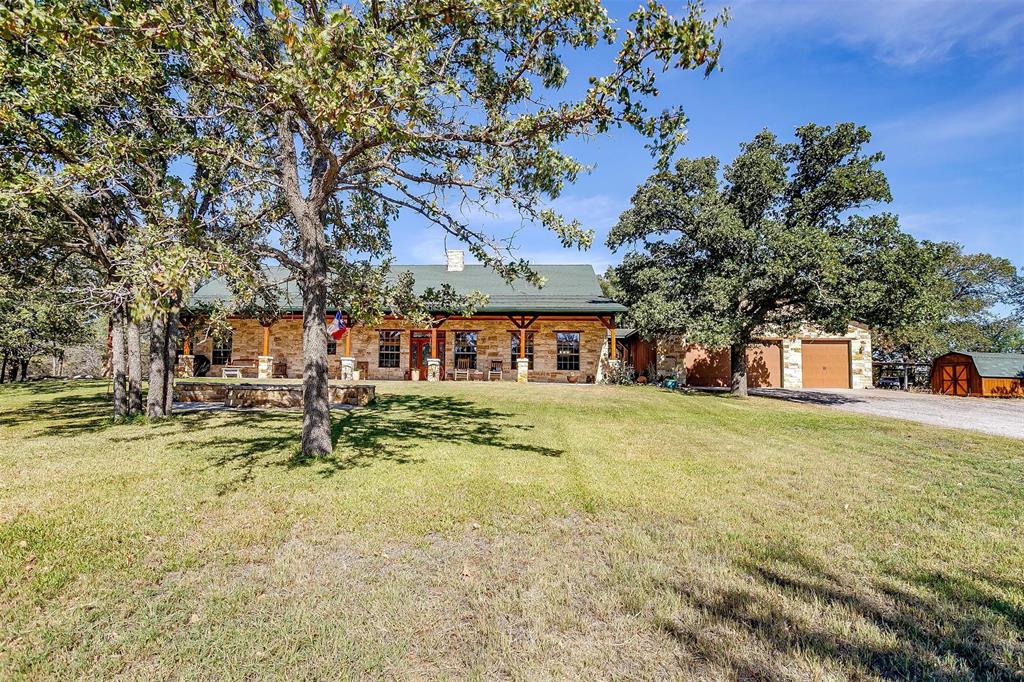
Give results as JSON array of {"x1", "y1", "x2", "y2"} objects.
[
  {"x1": 212, "y1": 332, "x2": 232, "y2": 365},
  {"x1": 378, "y1": 331, "x2": 401, "y2": 368},
  {"x1": 454, "y1": 331, "x2": 478, "y2": 369},
  {"x1": 510, "y1": 332, "x2": 534, "y2": 369},
  {"x1": 556, "y1": 332, "x2": 580, "y2": 371}
]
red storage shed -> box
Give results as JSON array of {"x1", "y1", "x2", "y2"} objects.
[{"x1": 931, "y1": 352, "x2": 1024, "y2": 397}]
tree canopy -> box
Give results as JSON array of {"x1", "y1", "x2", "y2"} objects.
[
  {"x1": 607, "y1": 123, "x2": 932, "y2": 395},
  {"x1": 873, "y1": 243, "x2": 1024, "y2": 361}
]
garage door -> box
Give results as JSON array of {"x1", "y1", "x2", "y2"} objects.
[
  {"x1": 684, "y1": 345, "x2": 731, "y2": 387},
  {"x1": 747, "y1": 342, "x2": 782, "y2": 388},
  {"x1": 801, "y1": 340, "x2": 850, "y2": 388}
]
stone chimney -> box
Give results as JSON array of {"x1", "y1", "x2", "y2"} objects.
[{"x1": 446, "y1": 249, "x2": 464, "y2": 272}]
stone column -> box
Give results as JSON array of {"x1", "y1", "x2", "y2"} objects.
[
  {"x1": 603, "y1": 358, "x2": 621, "y2": 384},
  {"x1": 340, "y1": 356, "x2": 355, "y2": 381},
  {"x1": 175, "y1": 355, "x2": 195, "y2": 378},
  {"x1": 257, "y1": 355, "x2": 274, "y2": 379},
  {"x1": 781, "y1": 338, "x2": 803, "y2": 389},
  {"x1": 426, "y1": 357, "x2": 441, "y2": 382},
  {"x1": 517, "y1": 357, "x2": 529, "y2": 383}
]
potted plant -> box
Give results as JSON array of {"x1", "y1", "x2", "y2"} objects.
[{"x1": 566, "y1": 373, "x2": 579, "y2": 384}]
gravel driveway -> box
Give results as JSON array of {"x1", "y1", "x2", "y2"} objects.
[{"x1": 753, "y1": 388, "x2": 1024, "y2": 440}]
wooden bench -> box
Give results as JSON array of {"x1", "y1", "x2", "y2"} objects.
[{"x1": 221, "y1": 357, "x2": 257, "y2": 379}]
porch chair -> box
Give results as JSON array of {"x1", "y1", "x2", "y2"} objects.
[
  {"x1": 272, "y1": 358, "x2": 288, "y2": 378},
  {"x1": 488, "y1": 360, "x2": 503, "y2": 381},
  {"x1": 454, "y1": 357, "x2": 471, "y2": 381}
]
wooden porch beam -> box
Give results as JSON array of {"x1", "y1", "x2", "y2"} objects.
[{"x1": 261, "y1": 324, "x2": 271, "y2": 356}]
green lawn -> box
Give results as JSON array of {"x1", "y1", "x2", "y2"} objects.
[{"x1": 1, "y1": 380, "x2": 1022, "y2": 680}]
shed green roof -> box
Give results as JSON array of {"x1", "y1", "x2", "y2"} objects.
[
  {"x1": 190, "y1": 264, "x2": 626, "y2": 315},
  {"x1": 960, "y1": 352, "x2": 1024, "y2": 379}
]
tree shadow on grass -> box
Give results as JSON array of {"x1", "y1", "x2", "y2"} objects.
[
  {"x1": 653, "y1": 545, "x2": 1022, "y2": 680},
  {"x1": 0, "y1": 390, "x2": 115, "y2": 437},
  {"x1": 188, "y1": 393, "x2": 563, "y2": 493}
]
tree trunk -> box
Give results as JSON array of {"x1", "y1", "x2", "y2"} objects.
[
  {"x1": 300, "y1": 214, "x2": 333, "y2": 456},
  {"x1": 111, "y1": 303, "x2": 128, "y2": 419},
  {"x1": 164, "y1": 309, "x2": 178, "y2": 414},
  {"x1": 0, "y1": 356, "x2": 7, "y2": 384},
  {"x1": 103, "y1": 317, "x2": 113, "y2": 378},
  {"x1": 147, "y1": 311, "x2": 168, "y2": 418},
  {"x1": 147, "y1": 309, "x2": 178, "y2": 418},
  {"x1": 127, "y1": 315, "x2": 143, "y2": 415},
  {"x1": 19, "y1": 358, "x2": 29, "y2": 381},
  {"x1": 730, "y1": 342, "x2": 748, "y2": 398}
]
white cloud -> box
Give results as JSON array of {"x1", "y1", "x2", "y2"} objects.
[
  {"x1": 898, "y1": 204, "x2": 1024, "y2": 264},
  {"x1": 874, "y1": 89, "x2": 1024, "y2": 144},
  {"x1": 719, "y1": 0, "x2": 1024, "y2": 67}
]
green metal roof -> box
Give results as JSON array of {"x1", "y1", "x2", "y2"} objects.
[
  {"x1": 960, "y1": 352, "x2": 1024, "y2": 378},
  {"x1": 190, "y1": 264, "x2": 626, "y2": 315}
]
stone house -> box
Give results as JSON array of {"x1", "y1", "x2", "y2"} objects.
[{"x1": 180, "y1": 251, "x2": 625, "y2": 383}]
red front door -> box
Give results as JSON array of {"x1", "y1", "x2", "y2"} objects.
[{"x1": 410, "y1": 331, "x2": 445, "y2": 379}]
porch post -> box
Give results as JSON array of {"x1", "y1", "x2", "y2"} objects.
[
  {"x1": 340, "y1": 313, "x2": 355, "y2": 380},
  {"x1": 430, "y1": 326, "x2": 437, "y2": 358},
  {"x1": 258, "y1": 323, "x2": 273, "y2": 379},
  {"x1": 609, "y1": 315, "x2": 617, "y2": 360},
  {"x1": 344, "y1": 315, "x2": 351, "y2": 357}
]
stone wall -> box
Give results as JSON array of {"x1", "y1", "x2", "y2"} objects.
[
  {"x1": 173, "y1": 381, "x2": 375, "y2": 407},
  {"x1": 781, "y1": 323, "x2": 872, "y2": 389},
  {"x1": 193, "y1": 315, "x2": 610, "y2": 382},
  {"x1": 655, "y1": 336, "x2": 688, "y2": 381}
]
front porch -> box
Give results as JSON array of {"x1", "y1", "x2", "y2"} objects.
[{"x1": 177, "y1": 313, "x2": 621, "y2": 384}]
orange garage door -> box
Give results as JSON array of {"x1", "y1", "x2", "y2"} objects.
[
  {"x1": 801, "y1": 340, "x2": 850, "y2": 388},
  {"x1": 747, "y1": 342, "x2": 782, "y2": 388},
  {"x1": 684, "y1": 345, "x2": 731, "y2": 387}
]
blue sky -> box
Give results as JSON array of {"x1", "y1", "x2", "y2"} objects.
[{"x1": 389, "y1": 0, "x2": 1024, "y2": 272}]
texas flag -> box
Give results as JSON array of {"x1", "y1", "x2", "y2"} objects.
[{"x1": 328, "y1": 311, "x2": 348, "y2": 340}]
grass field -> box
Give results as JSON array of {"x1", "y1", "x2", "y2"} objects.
[{"x1": 1, "y1": 380, "x2": 1022, "y2": 680}]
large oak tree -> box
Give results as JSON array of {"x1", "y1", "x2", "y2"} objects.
[{"x1": 608, "y1": 123, "x2": 931, "y2": 396}]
